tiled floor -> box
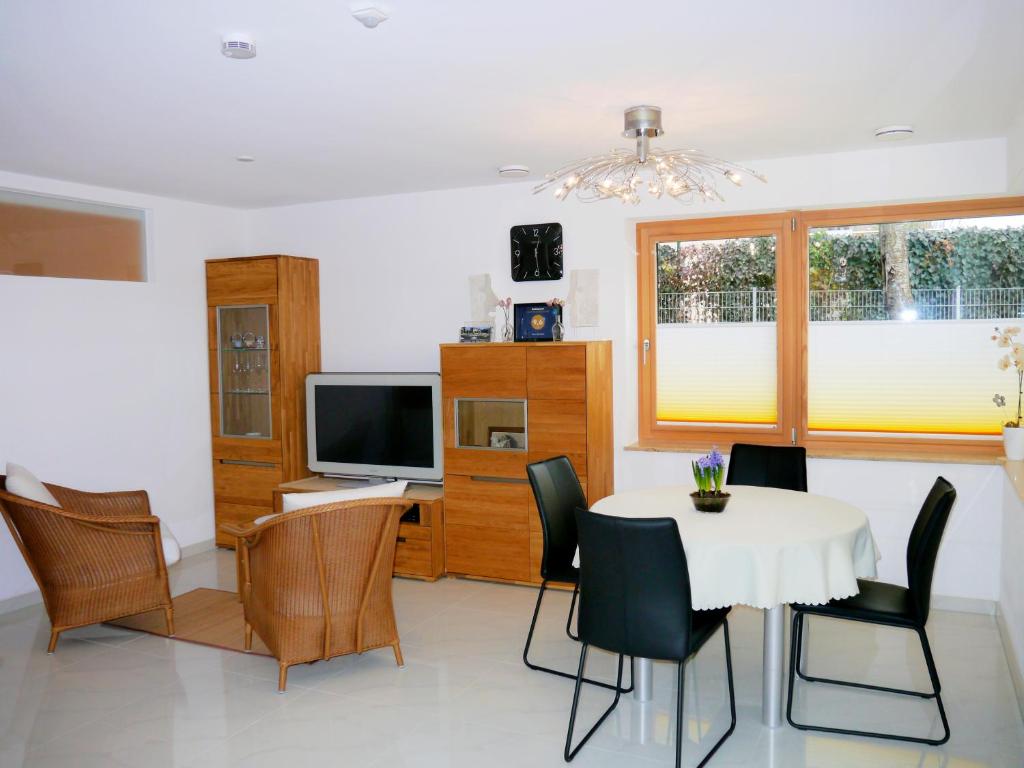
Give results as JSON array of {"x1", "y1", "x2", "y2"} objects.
[{"x1": 1, "y1": 548, "x2": 1022, "y2": 767}]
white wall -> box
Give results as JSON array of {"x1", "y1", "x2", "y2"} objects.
[
  {"x1": 1000, "y1": 469, "x2": 1024, "y2": 714},
  {"x1": 0, "y1": 171, "x2": 247, "y2": 605},
  {"x1": 249, "y1": 137, "x2": 1010, "y2": 604},
  {"x1": 1008, "y1": 106, "x2": 1024, "y2": 194}
]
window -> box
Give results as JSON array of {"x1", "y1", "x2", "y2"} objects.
[
  {"x1": 637, "y1": 214, "x2": 799, "y2": 447},
  {"x1": 0, "y1": 189, "x2": 147, "y2": 281},
  {"x1": 637, "y1": 198, "x2": 1024, "y2": 458}
]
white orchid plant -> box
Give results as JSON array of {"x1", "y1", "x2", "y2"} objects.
[{"x1": 992, "y1": 325, "x2": 1024, "y2": 428}]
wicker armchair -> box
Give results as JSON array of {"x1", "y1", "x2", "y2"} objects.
[
  {"x1": 0, "y1": 475, "x2": 174, "y2": 653},
  {"x1": 222, "y1": 497, "x2": 410, "y2": 691}
]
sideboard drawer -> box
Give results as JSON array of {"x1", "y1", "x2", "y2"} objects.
[
  {"x1": 213, "y1": 460, "x2": 282, "y2": 507},
  {"x1": 441, "y1": 346, "x2": 527, "y2": 398},
  {"x1": 527, "y1": 346, "x2": 586, "y2": 401},
  {"x1": 445, "y1": 522, "x2": 531, "y2": 582},
  {"x1": 394, "y1": 536, "x2": 432, "y2": 578},
  {"x1": 444, "y1": 474, "x2": 530, "y2": 531}
]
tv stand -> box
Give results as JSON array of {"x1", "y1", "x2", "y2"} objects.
[{"x1": 272, "y1": 476, "x2": 445, "y2": 581}]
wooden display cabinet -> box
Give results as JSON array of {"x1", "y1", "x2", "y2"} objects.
[
  {"x1": 272, "y1": 477, "x2": 446, "y2": 581},
  {"x1": 207, "y1": 255, "x2": 321, "y2": 546},
  {"x1": 439, "y1": 341, "x2": 613, "y2": 584}
]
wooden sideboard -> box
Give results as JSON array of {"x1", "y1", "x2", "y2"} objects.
[
  {"x1": 207, "y1": 255, "x2": 321, "y2": 546},
  {"x1": 439, "y1": 341, "x2": 613, "y2": 584},
  {"x1": 272, "y1": 477, "x2": 446, "y2": 581}
]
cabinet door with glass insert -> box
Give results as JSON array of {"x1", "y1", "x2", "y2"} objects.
[{"x1": 217, "y1": 305, "x2": 272, "y2": 439}]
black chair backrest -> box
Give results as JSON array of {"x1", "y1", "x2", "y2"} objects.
[
  {"x1": 906, "y1": 477, "x2": 956, "y2": 624},
  {"x1": 526, "y1": 457, "x2": 587, "y2": 581},
  {"x1": 575, "y1": 508, "x2": 694, "y2": 661},
  {"x1": 725, "y1": 443, "x2": 808, "y2": 492}
]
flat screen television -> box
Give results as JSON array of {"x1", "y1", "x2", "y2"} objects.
[{"x1": 306, "y1": 372, "x2": 443, "y2": 483}]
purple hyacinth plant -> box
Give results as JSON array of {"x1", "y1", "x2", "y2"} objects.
[{"x1": 691, "y1": 448, "x2": 725, "y2": 497}]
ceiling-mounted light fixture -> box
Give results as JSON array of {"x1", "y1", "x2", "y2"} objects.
[
  {"x1": 498, "y1": 165, "x2": 530, "y2": 178},
  {"x1": 221, "y1": 34, "x2": 256, "y2": 59},
  {"x1": 352, "y1": 6, "x2": 389, "y2": 28},
  {"x1": 874, "y1": 125, "x2": 914, "y2": 141},
  {"x1": 534, "y1": 105, "x2": 766, "y2": 205}
]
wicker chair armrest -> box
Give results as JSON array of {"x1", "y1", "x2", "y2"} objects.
[
  {"x1": 48, "y1": 486, "x2": 152, "y2": 518},
  {"x1": 39, "y1": 506, "x2": 157, "y2": 525},
  {"x1": 219, "y1": 521, "x2": 257, "y2": 539}
]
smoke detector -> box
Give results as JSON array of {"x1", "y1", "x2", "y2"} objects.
[
  {"x1": 874, "y1": 125, "x2": 914, "y2": 141},
  {"x1": 221, "y1": 34, "x2": 256, "y2": 59},
  {"x1": 498, "y1": 165, "x2": 530, "y2": 178},
  {"x1": 352, "y1": 6, "x2": 389, "y2": 28}
]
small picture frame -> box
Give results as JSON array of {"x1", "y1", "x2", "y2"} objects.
[
  {"x1": 459, "y1": 322, "x2": 493, "y2": 343},
  {"x1": 488, "y1": 426, "x2": 526, "y2": 450},
  {"x1": 514, "y1": 303, "x2": 561, "y2": 342}
]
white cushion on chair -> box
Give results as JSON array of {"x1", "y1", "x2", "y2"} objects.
[
  {"x1": 5, "y1": 463, "x2": 181, "y2": 567},
  {"x1": 5, "y1": 463, "x2": 60, "y2": 507},
  {"x1": 281, "y1": 480, "x2": 409, "y2": 513},
  {"x1": 251, "y1": 480, "x2": 409, "y2": 528},
  {"x1": 160, "y1": 523, "x2": 181, "y2": 567}
]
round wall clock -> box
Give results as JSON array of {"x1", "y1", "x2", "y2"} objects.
[{"x1": 510, "y1": 223, "x2": 563, "y2": 282}]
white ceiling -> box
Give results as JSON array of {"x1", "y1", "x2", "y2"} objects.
[{"x1": 1, "y1": 0, "x2": 1021, "y2": 208}]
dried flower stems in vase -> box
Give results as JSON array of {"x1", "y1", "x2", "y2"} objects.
[{"x1": 497, "y1": 297, "x2": 514, "y2": 342}]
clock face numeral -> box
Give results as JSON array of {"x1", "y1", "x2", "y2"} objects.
[{"x1": 510, "y1": 223, "x2": 563, "y2": 282}]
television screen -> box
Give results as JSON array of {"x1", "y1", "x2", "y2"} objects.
[{"x1": 306, "y1": 373, "x2": 442, "y2": 481}]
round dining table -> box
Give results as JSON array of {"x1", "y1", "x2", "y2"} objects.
[{"x1": 586, "y1": 484, "x2": 879, "y2": 728}]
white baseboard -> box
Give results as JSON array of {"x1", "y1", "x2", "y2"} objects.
[
  {"x1": 996, "y1": 608, "x2": 1024, "y2": 724},
  {"x1": 930, "y1": 594, "x2": 996, "y2": 615},
  {"x1": 180, "y1": 538, "x2": 215, "y2": 558},
  {"x1": 0, "y1": 589, "x2": 42, "y2": 616}
]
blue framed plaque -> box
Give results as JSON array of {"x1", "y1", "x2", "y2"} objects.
[{"x1": 514, "y1": 303, "x2": 561, "y2": 342}]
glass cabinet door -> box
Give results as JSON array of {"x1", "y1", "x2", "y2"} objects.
[
  {"x1": 455, "y1": 399, "x2": 527, "y2": 450},
  {"x1": 217, "y1": 305, "x2": 272, "y2": 439}
]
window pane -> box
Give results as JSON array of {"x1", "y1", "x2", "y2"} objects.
[
  {"x1": 0, "y1": 189, "x2": 146, "y2": 281},
  {"x1": 655, "y1": 235, "x2": 778, "y2": 426},
  {"x1": 808, "y1": 214, "x2": 1024, "y2": 436}
]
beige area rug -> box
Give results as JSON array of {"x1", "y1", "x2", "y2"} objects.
[{"x1": 108, "y1": 587, "x2": 271, "y2": 656}]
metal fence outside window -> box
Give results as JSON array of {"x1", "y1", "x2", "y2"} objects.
[{"x1": 656, "y1": 287, "x2": 1024, "y2": 324}]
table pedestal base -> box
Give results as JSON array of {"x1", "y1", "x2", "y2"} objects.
[
  {"x1": 631, "y1": 606, "x2": 786, "y2": 727},
  {"x1": 762, "y1": 604, "x2": 784, "y2": 728},
  {"x1": 633, "y1": 657, "x2": 653, "y2": 702}
]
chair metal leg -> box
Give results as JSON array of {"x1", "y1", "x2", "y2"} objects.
[
  {"x1": 787, "y1": 610, "x2": 950, "y2": 745},
  {"x1": 564, "y1": 646, "x2": 624, "y2": 762},
  {"x1": 523, "y1": 580, "x2": 633, "y2": 693},
  {"x1": 565, "y1": 582, "x2": 579, "y2": 641},
  {"x1": 689, "y1": 620, "x2": 737, "y2": 768}
]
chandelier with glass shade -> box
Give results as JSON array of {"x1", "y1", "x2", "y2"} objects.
[{"x1": 534, "y1": 105, "x2": 766, "y2": 205}]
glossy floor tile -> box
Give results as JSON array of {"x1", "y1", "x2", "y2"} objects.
[{"x1": 0, "y1": 548, "x2": 1021, "y2": 767}]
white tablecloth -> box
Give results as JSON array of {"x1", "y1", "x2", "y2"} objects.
[{"x1": 581, "y1": 485, "x2": 879, "y2": 610}]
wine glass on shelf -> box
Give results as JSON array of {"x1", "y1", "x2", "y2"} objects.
[{"x1": 254, "y1": 351, "x2": 265, "y2": 393}]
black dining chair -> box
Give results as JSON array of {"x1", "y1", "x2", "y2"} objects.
[
  {"x1": 786, "y1": 476, "x2": 956, "y2": 745},
  {"x1": 524, "y1": 457, "x2": 631, "y2": 693},
  {"x1": 725, "y1": 443, "x2": 808, "y2": 492},
  {"x1": 566, "y1": 508, "x2": 736, "y2": 768}
]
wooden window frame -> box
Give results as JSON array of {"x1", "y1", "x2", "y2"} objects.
[
  {"x1": 637, "y1": 197, "x2": 1024, "y2": 460},
  {"x1": 637, "y1": 213, "x2": 800, "y2": 449}
]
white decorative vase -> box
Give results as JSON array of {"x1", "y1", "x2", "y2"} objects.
[{"x1": 1004, "y1": 426, "x2": 1024, "y2": 461}]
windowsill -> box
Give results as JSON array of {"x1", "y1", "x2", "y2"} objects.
[{"x1": 624, "y1": 440, "x2": 1004, "y2": 466}]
